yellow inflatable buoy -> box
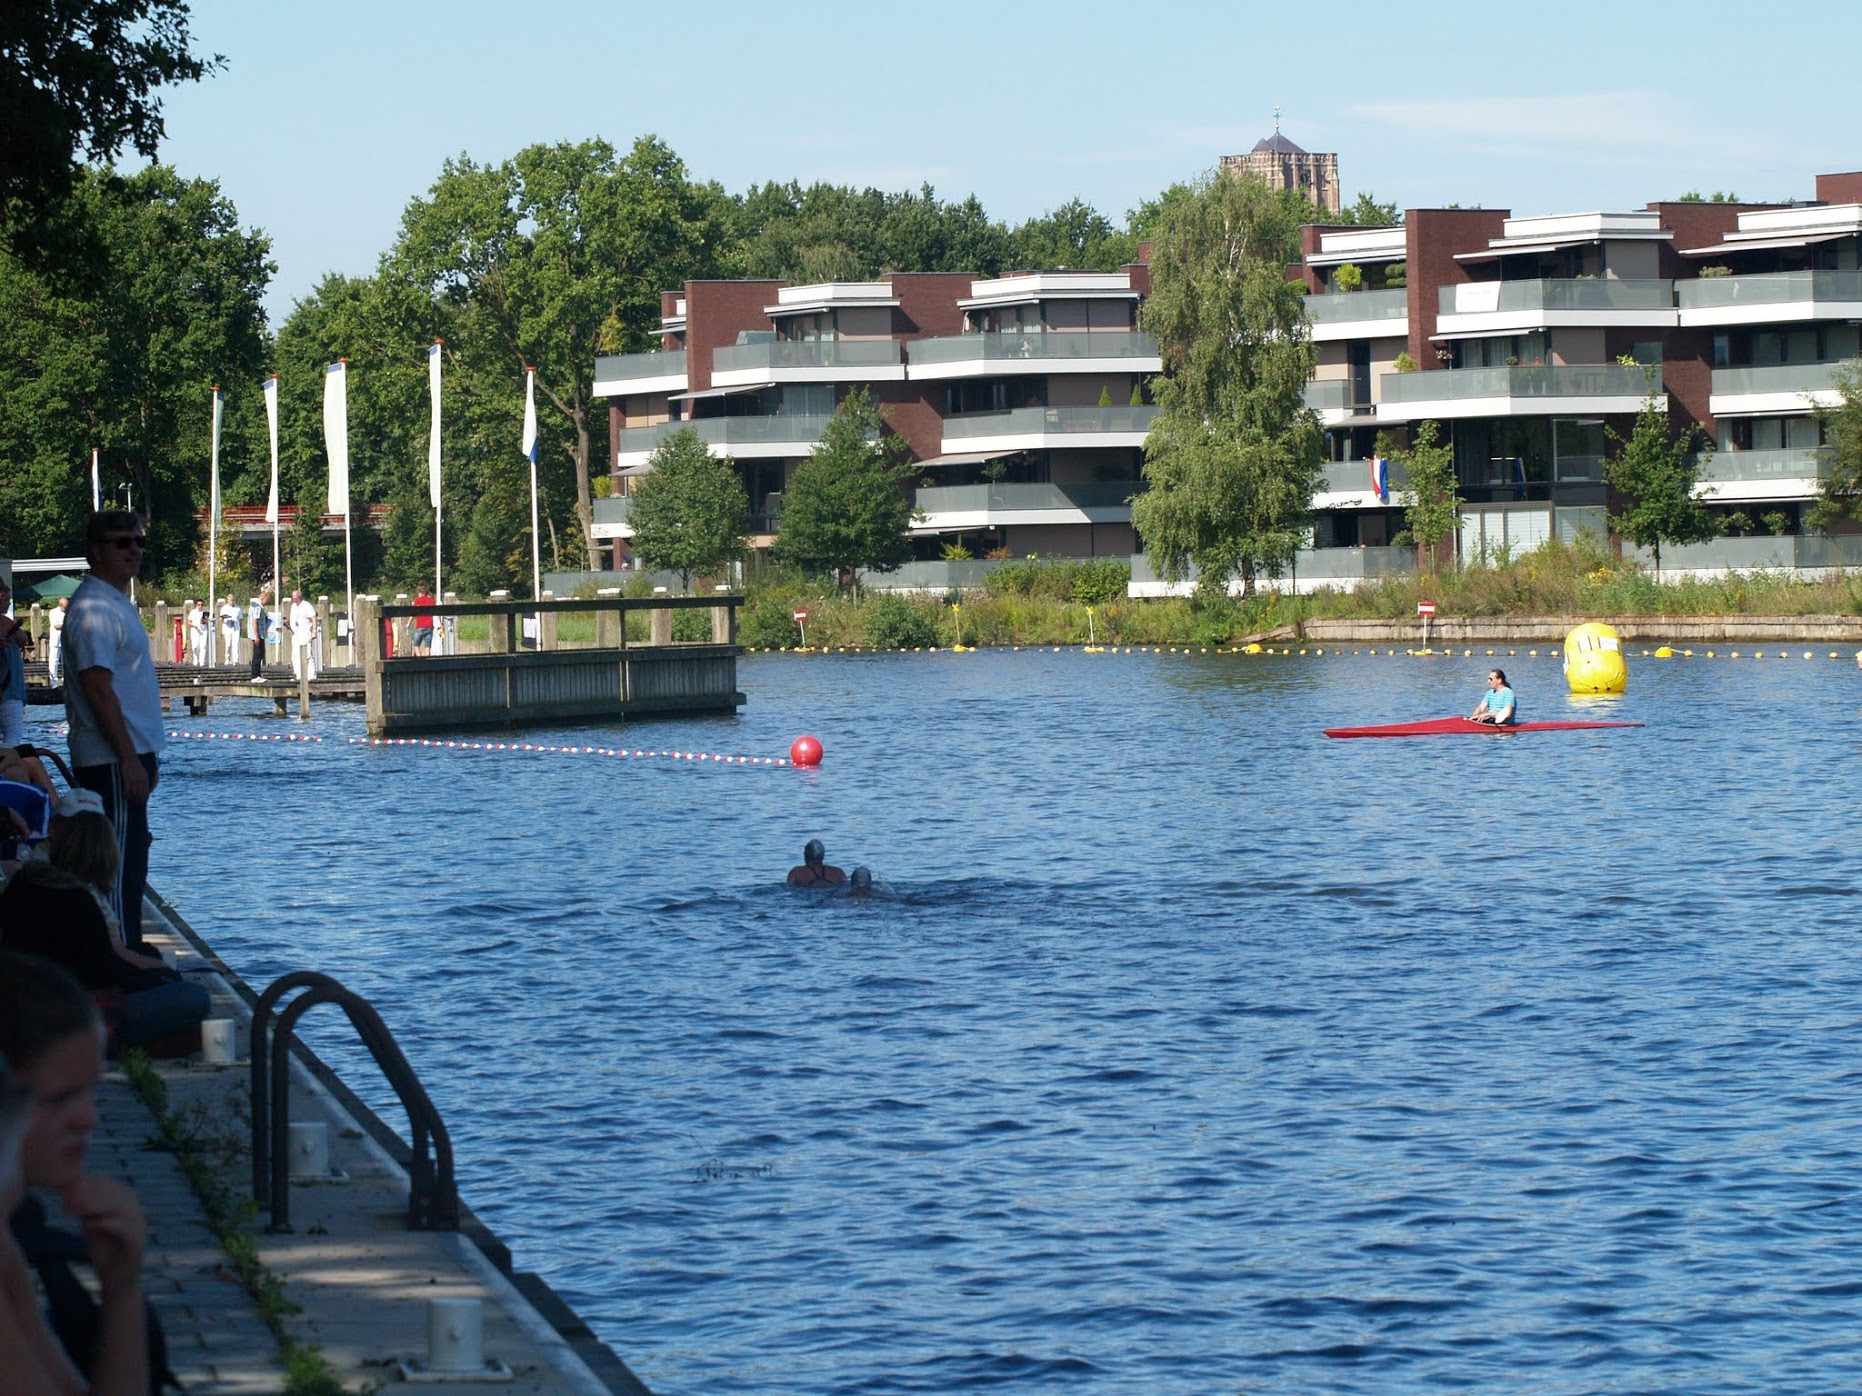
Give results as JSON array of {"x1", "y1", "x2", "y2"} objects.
[
  {"x1": 1564, "y1": 622, "x2": 1628, "y2": 695},
  {"x1": 1242, "y1": 642, "x2": 1263, "y2": 655},
  {"x1": 1654, "y1": 646, "x2": 1674, "y2": 659}
]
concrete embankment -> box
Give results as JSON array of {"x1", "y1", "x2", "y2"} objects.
[
  {"x1": 1299, "y1": 614, "x2": 1862, "y2": 645},
  {"x1": 103, "y1": 891, "x2": 653, "y2": 1394}
]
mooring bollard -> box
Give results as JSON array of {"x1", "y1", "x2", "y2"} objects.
[
  {"x1": 201, "y1": 1019, "x2": 236, "y2": 1065},
  {"x1": 287, "y1": 1121, "x2": 330, "y2": 1178},
  {"x1": 428, "y1": 1298, "x2": 484, "y2": 1372}
]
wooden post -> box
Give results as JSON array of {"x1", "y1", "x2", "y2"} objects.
[
  {"x1": 650, "y1": 588, "x2": 671, "y2": 646},
  {"x1": 297, "y1": 661, "x2": 311, "y2": 719},
  {"x1": 711, "y1": 585, "x2": 734, "y2": 645},
  {"x1": 487, "y1": 591, "x2": 514, "y2": 653},
  {"x1": 539, "y1": 591, "x2": 559, "y2": 651},
  {"x1": 595, "y1": 589, "x2": 621, "y2": 649},
  {"x1": 152, "y1": 600, "x2": 171, "y2": 662},
  {"x1": 442, "y1": 592, "x2": 459, "y2": 655},
  {"x1": 356, "y1": 594, "x2": 383, "y2": 732},
  {"x1": 392, "y1": 594, "x2": 409, "y2": 660}
]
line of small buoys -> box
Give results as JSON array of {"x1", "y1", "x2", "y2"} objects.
[
  {"x1": 346, "y1": 737, "x2": 789, "y2": 765},
  {"x1": 169, "y1": 731, "x2": 325, "y2": 742},
  {"x1": 749, "y1": 642, "x2": 1862, "y2": 659}
]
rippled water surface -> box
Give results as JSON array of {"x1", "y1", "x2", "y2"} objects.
[{"x1": 102, "y1": 646, "x2": 1862, "y2": 1392}]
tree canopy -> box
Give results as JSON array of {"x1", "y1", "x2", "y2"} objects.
[
  {"x1": 625, "y1": 428, "x2": 748, "y2": 589},
  {"x1": 1390, "y1": 421, "x2": 1460, "y2": 567},
  {"x1": 0, "y1": 0, "x2": 219, "y2": 263},
  {"x1": 772, "y1": 389, "x2": 918, "y2": 587},
  {"x1": 1808, "y1": 359, "x2": 1862, "y2": 532},
  {"x1": 1129, "y1": 172, "x2": 1323, "y2": 597}
]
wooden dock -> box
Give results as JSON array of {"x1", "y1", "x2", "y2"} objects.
[{"x1": 358, "y1": 593, "x2": 745, "y2": 737}]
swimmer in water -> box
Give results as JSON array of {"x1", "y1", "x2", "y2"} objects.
[
  {"x1": 845, "y1": 866, "x2": 874, "y2": 899},
  {"x1": 787, "y1": 839, "x2": 846, "y2": 887}
]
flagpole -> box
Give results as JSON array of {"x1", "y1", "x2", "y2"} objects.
[
  {"x1": 90, "y1": 447, "x2": 101, "y2": 512},
  {"x1": 264, "y1": 373, "x2": 281, "y2": 608},
  {"x1": 523, "y1": 366, "x2": 542, "y2": 605},
  {"x1": 324, "y1": 359, "x2": 353, "y2": 661},
  {"x1": 429, "y1": 340, "x2": 444, "y2": 604},
  {"x1": 208, "y1": 387, "x2": 223, "y2": 664}
]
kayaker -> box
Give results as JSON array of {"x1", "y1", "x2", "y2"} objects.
[
  {"x1": 787, "y1": 839, "x2": 846, "y2": 887},
  {"x1": 1469, "y1": 669, "x2": 1516, "y2": 726}
]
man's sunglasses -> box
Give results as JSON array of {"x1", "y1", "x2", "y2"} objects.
[{"x1": 103, "y1": 535, "x2": 146, "y2": 549}]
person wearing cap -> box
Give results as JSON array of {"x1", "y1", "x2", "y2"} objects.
[
  {"x1": 62, "y1": 512, "x2": 164, "y2": 950},
  {"x1": 787, "y1": 839, "x2": 846, "y2": 887}
]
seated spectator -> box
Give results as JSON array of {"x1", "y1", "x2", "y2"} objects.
[
  {"x1": 1, "y1": 951, "x2": 156, "y2": 1394},
  {"x1": 0, "y1": 847, "x2": 207, "y2": 1056}
]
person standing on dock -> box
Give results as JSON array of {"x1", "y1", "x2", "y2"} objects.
[
  {"x1": 246, "y1": 588, "x2": 271, "y2": 681},
  {"x1": 186, "y1": 599, "x2": 208, "y2": 667},
  {"x1": 47, "y1": 597, "x2": 67, "y2": 684},
  {"x1": 287, "y1": 589, "x2": 319, "y2": 680},
  {"x1": 61, "y1": 511, "x2": 164, "y2": 950},
  {"x1": 412, "y1": 589, "x2": 435, "y2": 657},
  {"x1": 217, "y1": 595, "x2": 238, "y2": 668}
]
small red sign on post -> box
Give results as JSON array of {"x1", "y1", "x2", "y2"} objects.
[
  {"x1": 1417, "y1": 601, "x2": 1436, "y2": 617},
  {"x1": 793, "y1": 610, "x2": 808, "y2": 622}
]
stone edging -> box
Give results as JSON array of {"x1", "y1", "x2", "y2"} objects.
[{"x1": 1300, "y1": 614, "x2": 1862, "y2": 644}]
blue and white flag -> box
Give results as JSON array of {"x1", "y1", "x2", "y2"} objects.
[
  {"x1": 263, "y1": 374, "x2": 280, "y2": 525},
  {"x1": 324, "y1": 361, "x2": 349, "y2": 518},
  {"x1": 428, "y1": 342, "x2": 444, "y2": 509},
  {"x1": 522, "y1": 367, "x2": 539, "y2": 466},
  {"x1": 210, "y1": 387, "x2": 224, "y2": 519}
]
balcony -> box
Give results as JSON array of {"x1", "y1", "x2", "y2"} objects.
[
  {"x1": 1313, "y1": 458, "x2": 1411, "y2": 509},
  {"x1": 1708, "y1": 362, "x2": 1844, "y2": 417},
  {"x1": 1378, "y1": 364, "x2": 1659, "y2": 419},
  {"x1": 1693, "y1": 447, "x2": 1826, "y2": 503},
  {"x1": 911, "y1": 481, "x2": 1144, "y2": 532},
  {"x1": 615, "y1": 415, "x2": 838, "y2": 467},
  {"x1": 710, "y1": 338, "x2": 904, "y2": 388},
  {"x1": 591, "y1": 496, "x2": 633, "y2": 539},
  {"x1": 907, "y1": 330, "x2": 1161, "y2": 379},
  {"x1": 1435, "y1": 279, "x2": 1675, "y2": 336},
  {"x1": 856, "y1": 559, "x2": 1005, "y2": 592},
  {"x1": 1304, "y1": 288, "x2": 1409, "y2": 342},
  {"x1": 1678, "y1": 271, "x2": 1862, "y2": 327},
  {"x1": 593, "y1": 349, "x2": 687, "y2": 397},
  {"x1": 1627, "y1": 533, "x2": 1862, "y2": 575},
  {"x1": 940, "y1": 404, "x2": 1157, "y2": 454}
]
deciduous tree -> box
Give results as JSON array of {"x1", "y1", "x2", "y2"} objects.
[
  {"x1": 1603, "y1": 381, "x2": 1717, "y2": 575},
  {"x1": 626, "y1": 428, "x2": 749, "y2": 590},
  {"x1": 1130, "y1": 172, "x2": 1322, "y2": 597},
  {"x1": 1390, "y1": 421, "x2": 1460, "y2": 570},
  {"x1": 1808, "y1": 358, "x2": 1862, "y2": 531},
  {"x1": 772, "y1": 389, "x2": 917, "y2": 588}
]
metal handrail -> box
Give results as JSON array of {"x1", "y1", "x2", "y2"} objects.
[{"x1": 251, "y1": 971, "x2": 458, "y2": 1234}]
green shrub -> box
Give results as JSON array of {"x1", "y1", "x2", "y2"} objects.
[
  {"x1": 672, "y1": 607, "x2": 712, "y2": 642},
  {"x1": 1069, "y1": 560, "x2": 1131, "y2": 606},
  {"x1": 740, "y1": 595, "x2": 803, "y2": 647},
  {"x1": 863, "y1": 593, "x2": 939, "y2": 649}
]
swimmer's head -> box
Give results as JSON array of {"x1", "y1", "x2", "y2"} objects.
[
  {"x1": 804, "y1": 839, "x2": 825, "y2": 865},
  {"x1": 850, "y1": 866, "x2": 872, "y2": 890}
]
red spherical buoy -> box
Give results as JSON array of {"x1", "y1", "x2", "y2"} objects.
[{"x1": 789, "y1": 734, "x2": 823, "y2": 767}]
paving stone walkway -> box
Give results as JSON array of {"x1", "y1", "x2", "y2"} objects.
[{"x1": 47, "y1": 898, "x2": 648, "y2": 1394}]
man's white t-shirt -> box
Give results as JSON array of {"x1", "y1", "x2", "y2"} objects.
[{"x1": 63, "y1": 575, "x2": 165, "y2": 767}]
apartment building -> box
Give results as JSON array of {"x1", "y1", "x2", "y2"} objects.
[{"x1": 589, "y1": 267, "x2": 1155, "y2": 581}]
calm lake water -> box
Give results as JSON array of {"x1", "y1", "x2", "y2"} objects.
[{"x1": 64, "y1": 643, "x2": 1862, "y2": 1392}]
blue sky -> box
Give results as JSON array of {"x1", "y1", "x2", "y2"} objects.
[{"x1": 147, "y1": 0, "x2": 1860, "y2": 325}]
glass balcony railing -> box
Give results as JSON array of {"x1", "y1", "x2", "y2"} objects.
[
  {"x1": 1316, "y1": 458, "x2": 1411, "y2": 494},
  {"x1": 712, "y1": 339, "x2": 902, "y2": 375},
  {"x1": 908, "y1": 330, "x2": 1159, "y2": 367},
  {"x1": 1438, "y1": 279, "x2": 1674, "y2": 315},
  {"x1": 594, "y1": 349, "x2": 686, "y2": 384},
  {"x1": 1696, "y1": 448, "x2": 1826, "y2": 483},
  {"x1": 942, "y1": 405, "x2": 1158, "y2": 440},
  {"x1": 617, "y1": 416, "x2": 839, "y2": 455},
  {"x1": 1679, "y1": 271, "x2": 1862, "y2": 313},
  {"x1": 1304, "y1": 288, "x2": 1409, "y2": 327},
  {"x1": 1380, "y1": 364, "x2": 1655, "y2": 404},
  {"x1": 913, "y1": 482, "x2": 1145, "y2": 515},
  {"x1": 1632, "y1": 534, "x2": 1862, "y2": 571},
  {"x1": 1303, "y1": 380, "x2": 1352, "y2": 412},
  {"x1": 1710, "y1": 363, "x2": 1843, "y2": 397},
  {"x1": 592, "y1": 497, "x2": 632, "y2": 525}
]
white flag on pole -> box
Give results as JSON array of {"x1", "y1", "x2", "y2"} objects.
[
  {"x1": 428, "y1": 342, "x2": 444, "y2": 508},
  {"x1": 324, "y1": 361, "x2": 349, "y2": 518},
  {"x1": 522, "y1": 368, "x2": 539, "y2": 467},
  {"x1": 263, "y1": 374, "x2": 280, "y2": 525},
  {"x1": 523, "y1": 367, "x2": 541, "y2": 601},
  {"x1": 90, "y1": 447, "x2": 101, "y2": 512}
]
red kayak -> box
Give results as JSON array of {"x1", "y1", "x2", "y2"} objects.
[{"x1": 1324, "y1": 717, "x2": 1643, "y2": 739}]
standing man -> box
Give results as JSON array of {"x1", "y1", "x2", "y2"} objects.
[
  {"x1": 0, "y1": 573, "x2": 29, "y2": 745},
  {"x1": 412, "y1": 587, "x2": 436, "y2": 657},
  {"x1": 186, "y1": 597, "x2": 209, "y2": 666},
  {"x1": 247, "y1": 586, "x2": 271, "y2": 681},
  {"x1": 47, "y1": 595, "x2": 68, "y2": 683},
  {"x1": 287, "y1": 588, "x2": 319, "y2": 680},
  {"x1": 62, "y1": 510, "x2": 164, "y2": 948},
  {"x1": 218, "y1": 594, "x2": 239, "y2": 667}
]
